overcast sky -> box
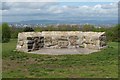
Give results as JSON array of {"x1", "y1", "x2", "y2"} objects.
[{"x1": 1, "y1": 0, "x2": 119, "y2": 22}]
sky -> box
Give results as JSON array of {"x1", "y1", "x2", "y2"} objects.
[{"x1": 1, "y1": 0, "x2": 119, "y2": 22}]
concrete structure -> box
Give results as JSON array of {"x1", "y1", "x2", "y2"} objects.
[{"x1": 16, "y1": 31, "x2": 106, "y2": 52}]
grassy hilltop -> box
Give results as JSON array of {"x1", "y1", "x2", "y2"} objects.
[{"x1": 2, "y1": 39, "x2": 118, "y2": 78}]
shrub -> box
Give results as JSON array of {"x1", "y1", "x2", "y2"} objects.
[
  {"x1": 23, "y1": 27, "x2": 34, "y2": 32},
  {"x1": 2, "y1": 23, "x2": 11, "y2": 43},
  {"x1": 105, "y1": 24, "x2": 120, "y2": 42},
  {"x1": 0, "y1": 25, "x2": 2, "y2": 42},
  {"x1": 82, "y1": 24, "x2": 95, "y2": 31}
]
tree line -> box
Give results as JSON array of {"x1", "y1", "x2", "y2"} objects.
[{"x1": 1, "y1": 22, "x2": 120, "y2": 43}]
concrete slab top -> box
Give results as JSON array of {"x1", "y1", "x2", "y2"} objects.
[{"x1": 28, "y1": 48, "x2": 100, "y2": 55}]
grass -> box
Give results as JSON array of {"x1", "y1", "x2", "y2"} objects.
[{"x1": 2, "y1": 39, "x2": 118, "y2": 78}]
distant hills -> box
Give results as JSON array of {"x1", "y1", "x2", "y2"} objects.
[{"x1": 5, "y1": 19, "x2": 118, "y2": 25}]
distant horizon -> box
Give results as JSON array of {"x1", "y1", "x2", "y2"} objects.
[
  {"x1": 2, "y1": 18, "x2": 118, "y2": 22},
  {"x1": 1, "y1": 19, "x2": 117, "y2": 26}
]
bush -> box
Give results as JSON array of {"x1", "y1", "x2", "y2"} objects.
[
  {"x1": 2, "y1": 23, "x2": 11, "y2": 43},
  {"x1": 82, "y1": 24, "x2": 95, "y2": 31},
  {"x1": 23, "y1": 27, "x2": 34, "y2": 32},
  {"x1": 105, "y1": 24, "x2": 120, "y2": 42},
  {"x1": 0, "y1": 25, "x2": 2, "y2": 42},
  {"x1": 34, "y1": 27, "x2": 42, "y2": 32},
  {"x1": 113, "y1": 24, "x2": 120, "y2": 42},
  {"x1": 10, "y1": 27, "x2": 24, "y2": 39}
]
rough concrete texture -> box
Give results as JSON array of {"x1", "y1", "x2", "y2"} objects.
[
  {"x1": 28, "y1": 48, "x2": 100, "y2": 55},
  {"x1": 16, "y1": 31, "x2": 106, "y2": 54}
]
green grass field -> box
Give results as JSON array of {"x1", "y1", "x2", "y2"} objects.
[{"x1": 2, "y1": 39, "x2": 118, "y2": 78}]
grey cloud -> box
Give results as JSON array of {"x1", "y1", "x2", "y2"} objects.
[
  {"x1": 101, "y1": 3, "x2": 118, "y2": 9},
  {"x1": 2, "y1": 2, "x2": 58, "y2": 10},
  {"x1": 2, "y1": 2, "x2": 118, "y2": 22},
  {"x1": 2, "y1": 2, "x2": 12, "y2": 10}
]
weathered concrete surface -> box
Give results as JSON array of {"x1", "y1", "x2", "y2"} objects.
[
  {"x1": 16, "y1": 32, "x2": 42, "y2": 52},
  {"x1": 16, "y1": 31, "x2": 106, "y2": 54},
  {"x1": 28, "y1": 48, "x2": 100, "y2": 55}
]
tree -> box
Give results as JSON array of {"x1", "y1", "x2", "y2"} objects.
[
  {"x1": 23, "y1": 27, "x2": 34, "y2": 32},
  {"x1": 105, "y1": 24, "x2": 120, "y2": 42},
  {"x1": 112, "y1": 24, "x2": 120, "y2": 42},
  {"x1": 2, "y1": 23, "x2": 11, "y2": 43},
  {"x1": 0, "y1": 25, "x2": 2, "y2": 42},
  {"x1": 105, "y1": 28, "x2": 114, "y2": 42},
  {"x1": 82, "y1": 24, "x2": 95, "y2": 31},
  {"x1": 34, "y1": 27, "x2": 42, "y2": 32}
]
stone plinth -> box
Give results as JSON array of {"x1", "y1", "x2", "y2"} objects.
[{"x1": 16, "y1": 31, "x2": 106, "y2": 52}]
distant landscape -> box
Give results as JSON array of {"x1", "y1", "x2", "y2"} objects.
[{"x1": 4, "y1": 19, "x2": 118, "y2": 26}]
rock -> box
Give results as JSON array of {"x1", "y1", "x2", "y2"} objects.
[{"x1": 16, "y1": 31, "x2": 106, "y2": 52}]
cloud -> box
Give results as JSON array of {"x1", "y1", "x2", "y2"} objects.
[
  {"x1": 1, "y1": 0, "x2": 120, "y2": 2},
  {"x1": 60, "y1": 2, "x2": 118, "y2": 17},
  {"x1": 101, "y1": 3, "x2": 118, "y2": 9},
  {"x1": 2, "y1": 2, "x2": 118, "y2": 22},
  {"x1": 2, "y1": 2, "x2": 13, "y2": 10},
  {"x1": 2, "y1": 2, "x2": 58, "y2": 10},
  {"x1": 2, "y1": 0, "x2": 57, "y2": 2},
  {"x1": 2, "y1": 2, "x2": 59, "y2": 16}
]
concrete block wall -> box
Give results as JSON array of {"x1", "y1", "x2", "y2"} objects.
[{"x1": 16, "y1": 31, "x2": 106, "y2": 52}]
